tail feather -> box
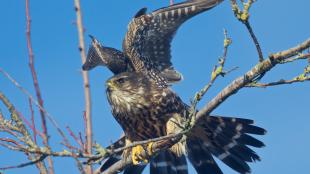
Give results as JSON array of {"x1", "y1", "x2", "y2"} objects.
[
  {"x1": 213, "y1": 132, "x2": 260, "y2": 162},
  {"x1": 150, "y1": 151, "x2": 188, "y2": 174},
  {"x1": 202, "y1": 141, "x2": 251, "y2": 174},
  {"x1": 101, "y1": 115, "x2": 265, "y2": 174},
  {"x1": 187, "y1": 139, "x2": 223, "y2": 174},
  {"x1": 237, "y1": 134, "x2": 265, "y2": 148},
  {"x1": 205, "y1": 116, "x2": 266, "y2": 147},
  {"x1": 188, "y1": 115, "x2": 266, "y2": 174},
  {"x1": 210, "y1": 120, "x2": 265, "y2": 148},
  {"x1": 123, "y1": 164, "x2": 147, "y2": 174}
]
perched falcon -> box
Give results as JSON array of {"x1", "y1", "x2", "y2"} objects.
[
  {"x1": 84, "y1": 0, "x2": 266, "y2": 173},
  {"x1": 104, "y1": 71, "x2": 266, "y2": 174}
]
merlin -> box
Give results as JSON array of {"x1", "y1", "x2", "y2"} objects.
[
  {"x1": 104, "y1": 71, "x2": 265, "y2": 174},
  {"x1": 83, "y1": 0, "x2": 266, "y2": 173}
]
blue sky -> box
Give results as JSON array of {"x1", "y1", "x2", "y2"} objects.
[{"x1": 0, "y1": 0, "x2": 309, "y2": 173}]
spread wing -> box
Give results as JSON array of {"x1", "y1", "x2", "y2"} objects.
[
  {"x1": 83, "y1": 36, "x2": 129, "y2": 74},
  {"x1": 123, "y1": 0, "x2": 224, "y2": 73}
]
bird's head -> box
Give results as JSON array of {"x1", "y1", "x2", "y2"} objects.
[{"x1": 106, "y1": 72, "x2": 159, "y2": 107}]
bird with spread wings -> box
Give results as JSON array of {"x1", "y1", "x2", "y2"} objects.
[{"x1": 83, "y1": 0, "x2": 266, "y2": 174}]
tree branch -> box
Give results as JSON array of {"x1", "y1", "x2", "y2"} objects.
[
  {"x1": 0, "y1": 91, "x2": 48, "y2": 173},
  {"x1": 230, "y1": 0, "x2": 264, "y2": 62},
  {"x1": 196, "y1": 38, "x2": 310, "y2": 119},
  {"x1": 0, "y1": 155, "x2": 47, "y2": 171},
  {"x1": 25, "y1": 1, "x2": 54, "y2": 173},
  {"x1": 73, "y1": 0, "x2": 93, "y2": 173},
  {"x1": 246, "y1": 77, "x2": 310, "y2": 88}
]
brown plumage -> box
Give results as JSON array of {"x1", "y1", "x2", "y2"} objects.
[
  {"x1": 106, "y1": 72, "x2": 186, "y2": 142},
  {"x1": 105, "y1": 72, "x2": 266, "y2": 174}
]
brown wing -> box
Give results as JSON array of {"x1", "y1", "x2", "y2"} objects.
[{"x1": 123, "y1": 0, "x2": 224, "y2": 73}]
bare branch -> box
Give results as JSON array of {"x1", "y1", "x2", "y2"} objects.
[
  {"x1": 246, "y1": 77, "x2": 310, "y2": 88},
  {"x1": 279, "y1": 52, "x2": 310, "y2": 64},
  {"x1": 0, "y1": 155, "x2": 47, "y2": 171},
  {"x1": 66, "y1": 126, "x2": 84, "y2": 149},
  {"x1": 0, "y1": 91, "x2": 48, "y2": 173},
  {"x1": 196, "y1": 38, "x2": 310, "y2": 120},
  {"x1": 230, "y1": 0, "x2": 264, "y2": 62},
  {"x1": 28, "y1": 98, "x2": 37, "y2": 144},
  {"x1": 25, "y1": 1, "x2": 54, "y2": 172},
  {"x1": 18, "y1": 110, "x2": 44, "y2": 139},
  {"x1": 73, "y1": 0, "x2": 93, "y2": 173},
  {"x1": 247, "y1": 64, "x2": 310, "y2": 87}
]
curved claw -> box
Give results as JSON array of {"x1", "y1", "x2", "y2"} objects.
[{"x1": 131, "y1": 142, "x2": 154, "y2": 165}]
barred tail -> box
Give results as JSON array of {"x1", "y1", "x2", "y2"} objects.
[
  {"x1": 150, "y1": 151, "x2": 188, "y2": 174},
  {"x1": 187, "y1": 116, "x2": 266, "y2": 174}
]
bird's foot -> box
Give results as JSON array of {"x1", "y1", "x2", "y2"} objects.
[{"x1": 131, "y1": 142, "x2": 153, "y2": 165}]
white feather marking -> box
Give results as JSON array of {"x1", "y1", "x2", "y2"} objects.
[
  {"x1": 232, "y1": 133, "x2": 241, "y2": 140},
  {"x1": 171, "y1": 10, "x2": 175, "y2": 17},
  {"x1": 176, "y1": 165, "x2": 188, "y2": 170},
  {"x1": 165, "y1": 11, "x2": 169, "y2": 18},
  {"x1": 224, "y1": 142, "x2": 237, "y2": 150},
  {"x1": 191, "y1": 5, "x2": 196, "y2": 12},
  {"x1": 152, "y1": 161, "x2": 169, "y2": 167},
  {"x1": 218, "y1": 152, "x2": 230, "y2": 160},
  {"x1": 178, "y1": 8, "x2": 182, "y2": 16},
  {"x1": 236, "y1": 124, "x2": 243, "y2": 131},
  {"x1": 185, "y1": 7, "x2": 189, "y2": 15}
]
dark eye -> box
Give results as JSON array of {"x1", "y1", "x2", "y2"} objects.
[{"x1": 116, "y1": 77, "x2": 125, "y2": 84}]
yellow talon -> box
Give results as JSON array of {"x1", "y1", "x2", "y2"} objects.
[
  {"x1": 147, "y1": 142, "x2": 153, "y2": 155},
  {"x1": 131, "y1": 142, "x2": 154, "y2": 165}
]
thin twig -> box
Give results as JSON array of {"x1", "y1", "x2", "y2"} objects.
[
  {"x1": 28, "y1": 98, "x2": 37, "y2": 144},
  {"x1": 17, "y1": 110, "x2": 44, "y2": 139},
  {"x1": 25, "y1": 0, "x2": 54, "y2": 173},
  {"x1": 0, "y1": 155, "x2": 47, "y2": 170},
  {"x1": 230, "y1": 0, "x2": 264, "y2": 62},
  {"x1": 73, "y1": 0, "x2": 93, "y2": 173},
  {"x1": 246, "y1": 77, "x2": 310, "y2": 88},
  {"x1": 66, "y1": 126, "x2": 84, "y2": 149},
  {"x1": 244, "y1": 21, "x2": 264, "y2": 62},
  {"x1": 280, "y1": 52, "x2": 310, "y2": 64},
  {"x1": 187, "y1": 30, "x2": 232, "y2": 128}
]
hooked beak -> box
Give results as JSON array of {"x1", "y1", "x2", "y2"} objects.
[{"x1": 106, "y1": 80, "x2": 116, "y2": 91}]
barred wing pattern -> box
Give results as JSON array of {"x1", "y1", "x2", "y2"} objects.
[{"x1": 123, "y1": 0, "x2": 224, "y2": 72}]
